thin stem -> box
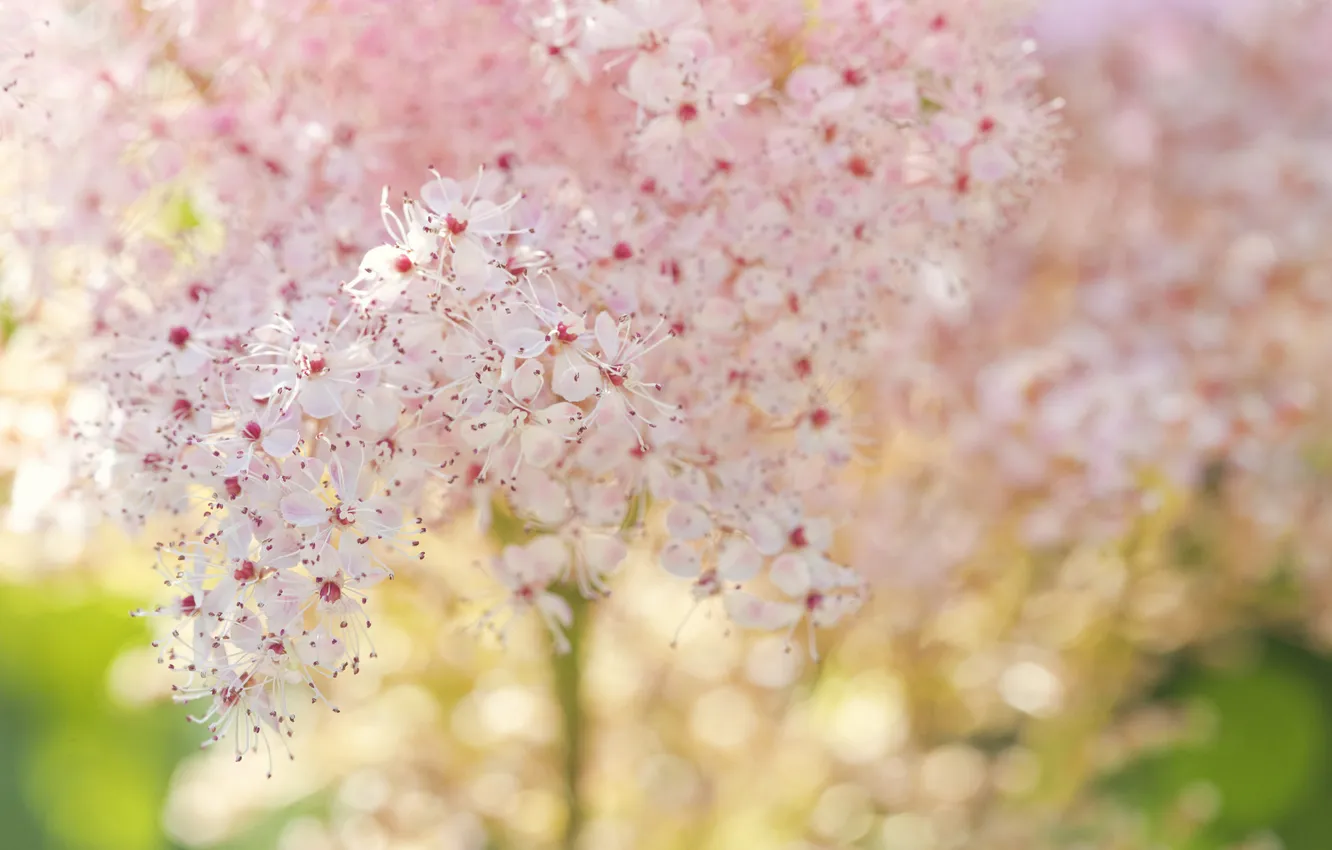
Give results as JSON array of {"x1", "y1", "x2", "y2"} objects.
[{"x1": 551, "y1": 584, "x2": 589, "y2": 850}]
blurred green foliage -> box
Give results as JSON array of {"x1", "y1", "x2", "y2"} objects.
[
  {"x1": 0, "y1": 581, "x2": 196, "y2": 850},
  {"x1": 0, "y1": 299, "x2": 18, "y2": 348},
  {"x1": 1108, "y1": 638, "x2": 1332, "y2": 849},
  {"x1": 9, "y1": 566, "x2": 1332, "y2": 850}
]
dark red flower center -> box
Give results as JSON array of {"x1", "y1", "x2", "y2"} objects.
[
  {"x1": 168, "y1": 326, "x2": 191, "y2": 348},
  {"x1": 319, "y1": 579, "x2": 343, "y2": 605},
  {"x1": 233, "y1": 560, "x2": 257, "y2": 582}
]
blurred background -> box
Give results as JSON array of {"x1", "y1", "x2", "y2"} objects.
[{"x1": 7, "y1": 493, "x2": 1332, "y2": 850}]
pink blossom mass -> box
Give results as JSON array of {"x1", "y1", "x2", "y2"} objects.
[{"x1": 2, "y1": 0, "x2": 1330, "y2": 784}]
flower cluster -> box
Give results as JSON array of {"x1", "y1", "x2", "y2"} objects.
[
  {"x1": 6, "y1": 0, "x2": 1067, "y2": 766},
  {"x1": 892, "y1": 0, "x2": 1332, "y2": 559}
]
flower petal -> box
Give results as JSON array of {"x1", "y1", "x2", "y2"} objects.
[
  {"x1": 582, "y1": 534, "x2": 628, "y2": 576},
  {"x1": 521, "y1": 425, "x2": 565, "y2": 469},
  {"x1": 660, "y1": 540, "x2": 701, "y2": 578},
  {"x1": 769, "y1": 553, "x2": 811, "y2": 598},
  {"x1": 666, "y1": 502, "x2": 712, "y2": 541},
  {"x1": 280, "y1": 490, "x2": 327, "y2": 527},
  {"x1": 512, "y1": 358, "x2": 545, "y2": 403},
  {"x1": 299, "y1": 379, "x2": 344, "y2": 419},
  {"x1": 502, "y1": 327, "x2": 550, "y2": 359},
  {"x1": 723, "y1": 591, "x2": 802, "y2": 630},
  {"x1": 262, "y1": 428, "x2": 300, "y2": 457},
  {"x1": 552, "y1": 351, "x2": 600, "y2": 402},
  {"x1": 718, "y1": 537, "x2": 763, "y2": 582},
  {"x1": 594, "y1": 311, "x2": 621, "y2": 361}
]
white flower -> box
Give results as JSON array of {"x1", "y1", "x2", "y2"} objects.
[
  {"x1": 461, "y1": 400, "x2": 585, "y2": 475},
  {"x1": 489, "y1": 536, "x2": 576, "y2": 651},
  {"x1": 203, "y1": 399, "x2": 302, "y2": 476},
  {"x1": 421, "y1": 168, "x2": 524, "y2": 297},
  {"x1": 727, "y1": 555, "x2": 866, "y2": 660},
  {"x1": 583, "y1": 0, "x2": 709, "y2": 57}
]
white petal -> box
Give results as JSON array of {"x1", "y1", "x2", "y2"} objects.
[
  {"x1": 174, "y1": 346, "x2": 209, "y2": 377},
  {"x1": 660, "y1": 540, "x2": 701, "y2": 578},
  {"x1": 267, "y1": 526, "x2": 304, "y2": 563},
  {"x1": 539, "y1": 593, "x2": 574, "y2": 629},
  {"x1": 357, "y1": 387, "x2": 402, "y2": 432},
  {"x1": 221, "y1": 443, "x2": 254, "y2": 476},
  {"x1": 717, "y1": 538, "x2": 763, "y2": 582},
  {"x1": 552, "y1": 351, "x2": 600, "y2": 402},
  {"x1": 201, "y1": 583, "x2": 237, "y2": 618},
  {"x1": 420, "y1": 177, "x2": 461, "y2": 214},
  {"x1": 229, "y1": 610, "x2": 265, "y2": 655},
  {"x1": 251, "y1": 366, "x2": 296, "y2": 399},
  {"x1": 811, "y1": 593, "x2": 863, "y2": 628},
  {"x1": 748, "y1": 514, "x2": 786, "y2": 556},
  {"x1": 460, "y1": 411, "x2": 510, "y2": 449},
  {"x1": 356, "y1": 244, "x2": 403, "y2": 278},
  {"x1": 309, "y1": 548, "x2": 343, "y2": 581},
  {"x1": 503, "y1": 327, "x2": 550, "y2": 359},
  {"x1": 723, "y1": 591, "x2": 802, "y2": 631},
  {"x1": 261, "y1": 594, "x2": 304, "y2": 635},
  {"x1": 785, "y1": 65, "x2": 839, "y2": 102},
  {"x1": 583, "y1": 3, "x2": 637, "y2": 51},
  {"x1": 496, "y1": 546, "x2": 532, "y2": 586},
  {"x1": 469, "y1": 200, "x2": 511, "y2": 236},
  {"x1": 626, "y1": 53, "x2": 685, "y2": 111},
  {"x1": 971, "y1": 142, "x2": 1017, "y2": 183},
  {"x1": 671, "y1": 465, "x2": 712, "y2": 503},
  {"x1": 536, "y1": 401, "x2": 584, "y2": 436},
  {"x1": 582, "y1": 534, "x2": 628, "y2": 576},
  {"x1": 221, "y1": 522, "x2": 254, "y2": 559},
  {"x1": 328, "y1": 451, "x2": 360, "y2": 502},
  {"x1": 512, "y1": 358, "x2": 545, "y2": 403},
  {"x1": 299, "y1": 379, "x2": 344, "y2": 419},
  {"x1": 804, "y1": 517, "x2": 834, "y2": 553},
  {"x1": 356, "y1": 495, "x2": 401, "y2": 537},
  {"x1": 280, "y1": 490, "x2": 327, "y2": 527},
  {"x1": 262, "y1": 428, "x2": 300, "y2": 457},
  {"x1": 582, "y1": 481, "x2": 629, "y2": 526},
  {"x1": 526, "y1": 535, "x2": 570, "y2": 580},
  {"x1": 511, "y1": 469, "x2": 571, "y2": 525},
  {"x1": 452, "y1": 240, "x2": 494, "y2": 295},
  {"x1": 521, "y1": 426, "x2": 565, "y2": 469},
  {"x1": 769, "y1": 553, "x2": 812, "y2": 598},
  {"x1": 634, "y1": 115, "x2": 684, "y2": 152},
  {"x1": 933, "y1": 113, "x2": 975, "y2": 147},
  {"x1": 665, "y1": 502, "x2": 711, "y2": 541},
  {"x1": 594, "y1": 311, "x2": 621, "y2": 361}
]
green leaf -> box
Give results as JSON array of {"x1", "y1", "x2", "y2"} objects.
[{"x1": 1166, "y1": 659, "x2": 1328, "y2": 830}]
